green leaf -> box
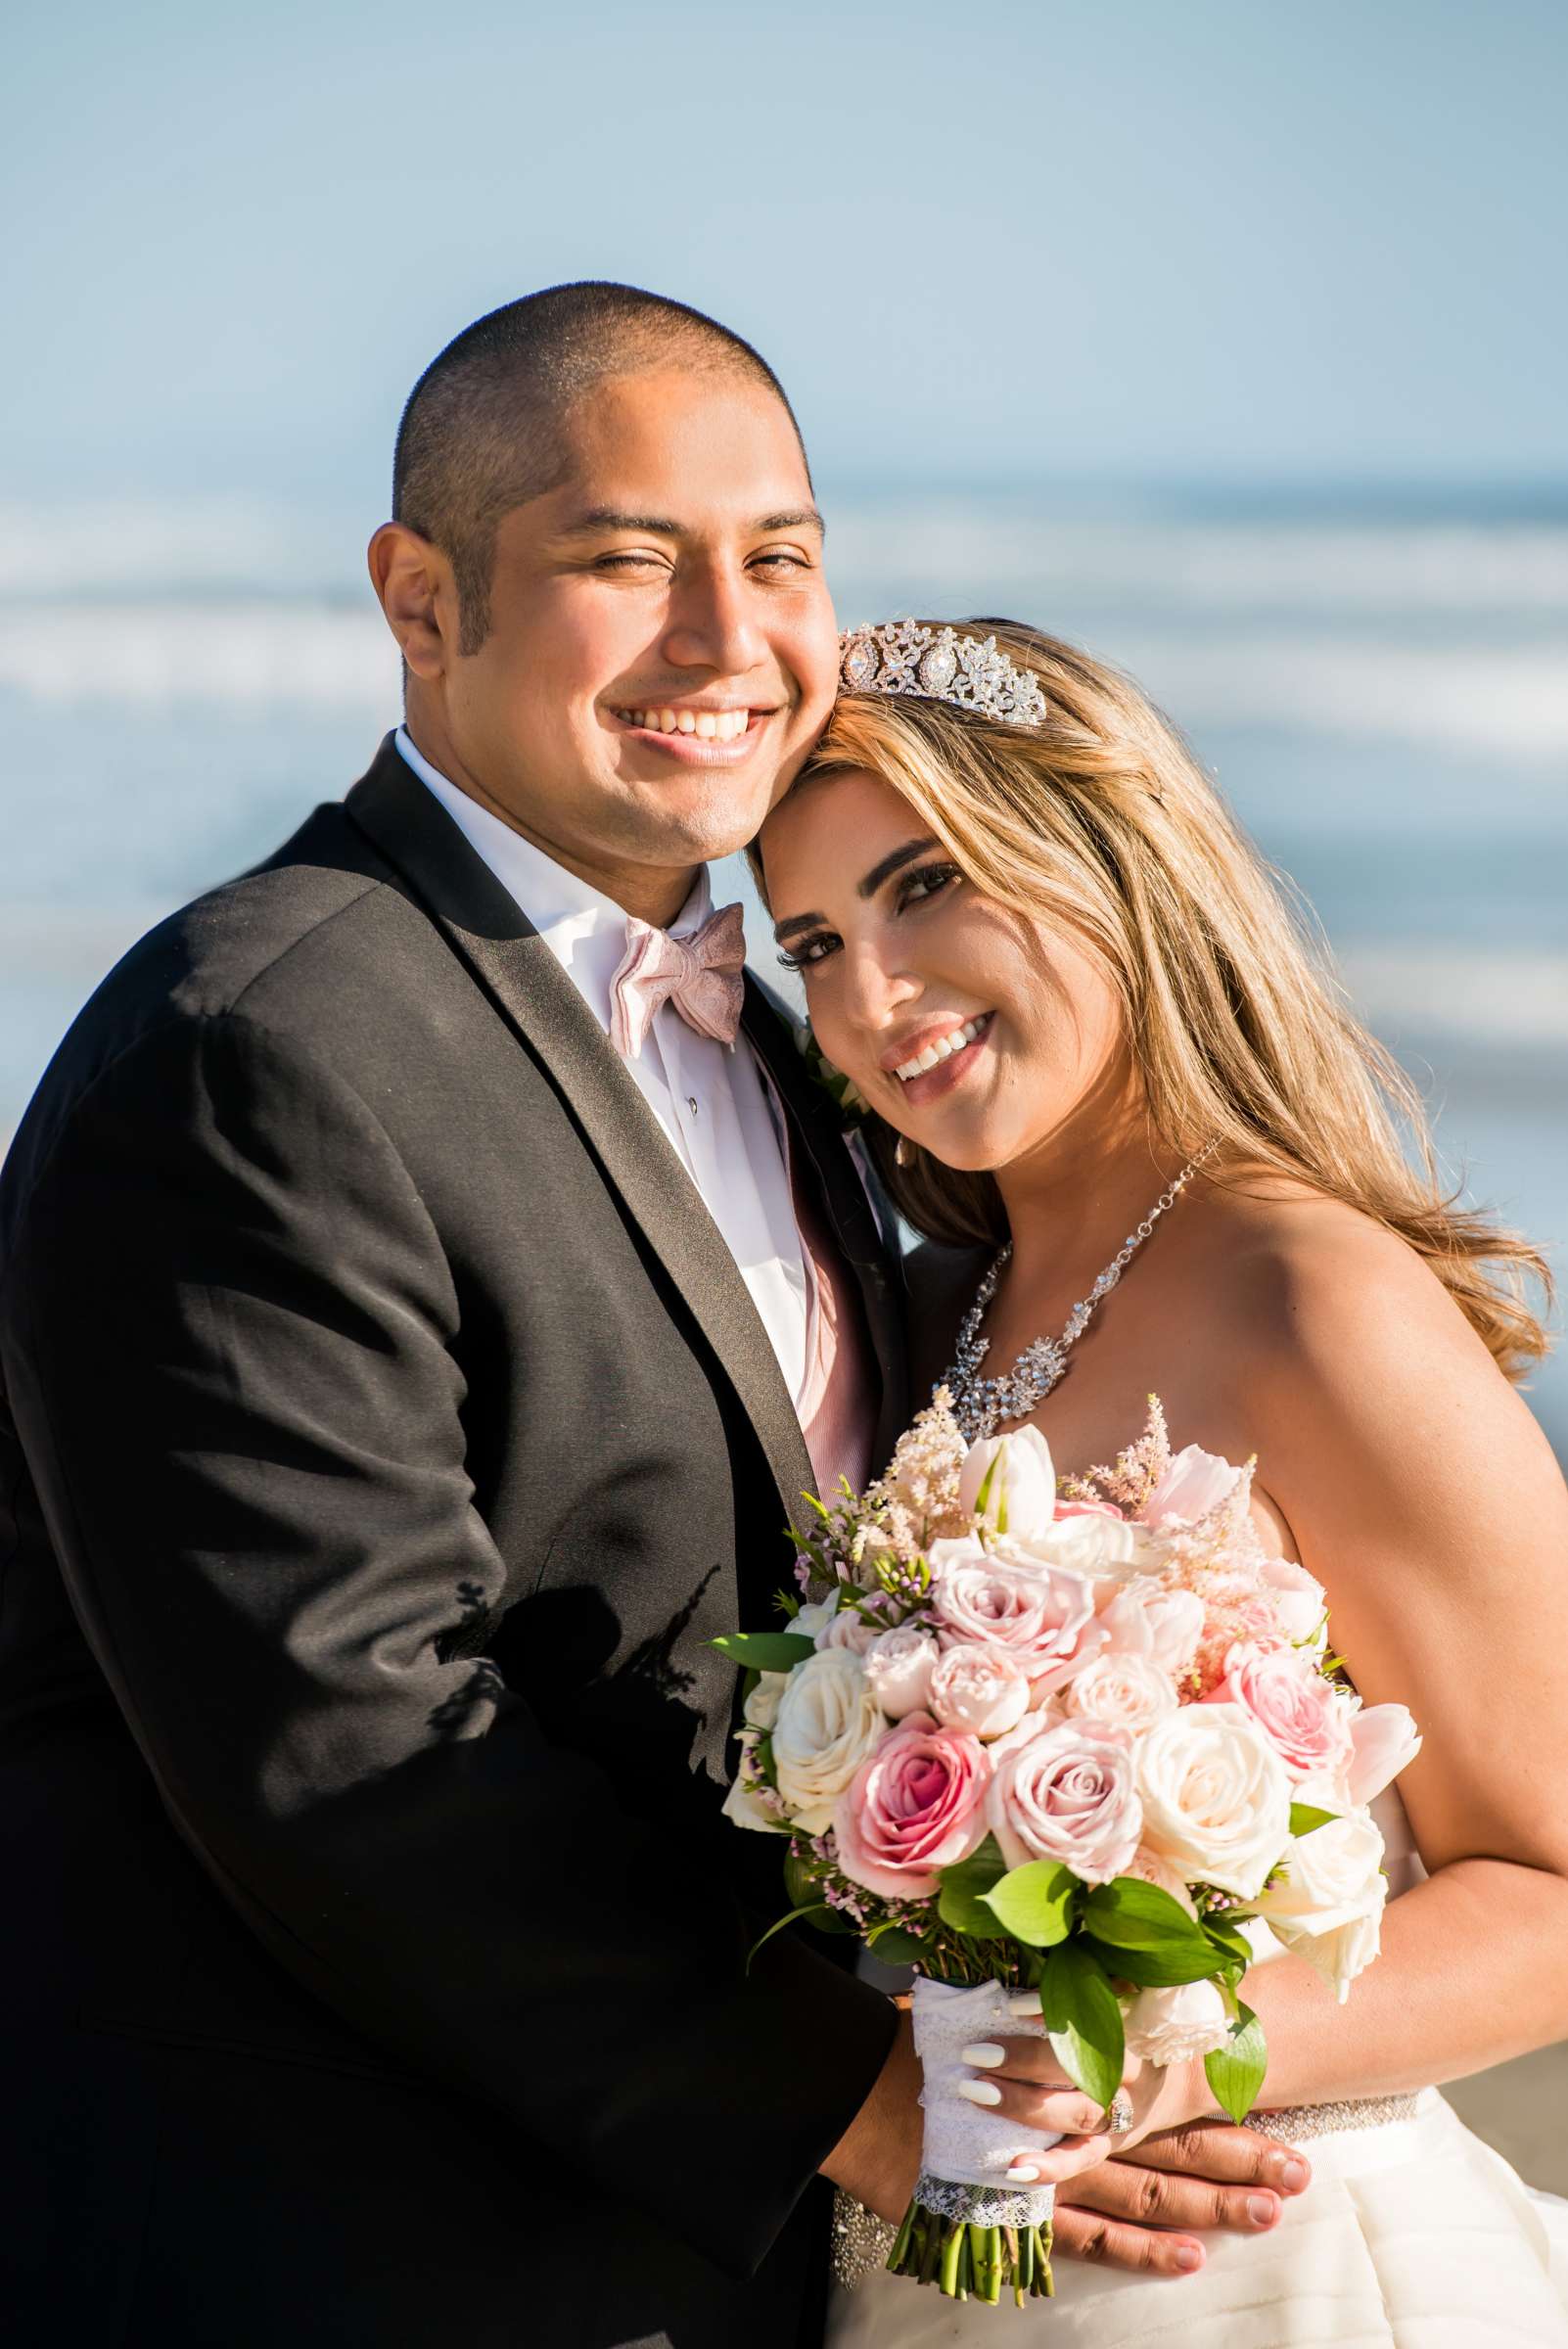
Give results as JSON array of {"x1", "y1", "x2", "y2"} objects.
[
  {"x1": 1201, "y1": 1913, "x2": 1254, "y2": 1968},
  {"x1": 746, "y1": 1904, "x2": 833, "y2": 1971},
  {"x1": 1203, "y1": 2003, "x2": 1268, "y2": 2123},
  {"x1": 937, "y1": 1834, "x2": 1011, "y2": 1938},
  {"x1": 980, "y1": 1861, "x2": 1080, "y2": 1948},
  {"x1": 710, "y1": 1632, "x2": 816, "y2": 1673},
  {"x1": 1080, "y1": 1932, "x2": 1226, "y2": 1989},
  {"x1": 782, "y1": 1850, "x2": 819, "y2": 1911},
  {"x1": 1038, "y1": 1941, "x2": 1125, "y2": 2109},
  {"x1": 865, "y1": 1924, "x2": 931, "y2": 1965},
  {"x1": 1288, "y1": 1802, "x2": 1339, "y2": 1838},
  {"x1": 1083, "y1": 1877, "x2": 1215, "y2": 1953}
]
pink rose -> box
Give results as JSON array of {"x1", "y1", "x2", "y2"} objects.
[
  {"x1": 1101, "y1": 1578, "x2": 1206, "y2": 1677},
  {"x1": 929, "y1": 1642, "x2": 1031, "y2": 1740},
  {"x1": 1346, "y1": 1703, "x2": 1422, "y2": 1807},
  {"x1": 861, "y1": 1625, "x2": 940, "y2": 1720},
  {"x1": 986, "y1": 1717, "x2": 1143, "y2": 1884},
  {"x1": 834, "y1": 1714, "x2": 993, "y2": 1900},
  {"x1": 929, "y1": 1539, "x2": 1106, "y2": 1694},
  {"x1": 1206, "y1": 1643, "x2": 1354, "y2": 1783},
  {"x1": 1121, "y1": 1844, "x2": 1200, "y2": 1916},
  {"x1": 1144, "y1": 1444, "x2": 1242, "y2": 1528}
]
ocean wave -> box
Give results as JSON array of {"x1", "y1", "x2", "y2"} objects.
[
  {"x1": 3, "y1": 600, "x2": 1565, "y2": 760},
  {"x1": 6, "y1": 498, "x2": 1568, "y2": 617}
]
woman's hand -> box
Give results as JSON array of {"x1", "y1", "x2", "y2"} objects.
[{"x1": 954, "y1": 2024, "x2": 1206, "y2": 2186}]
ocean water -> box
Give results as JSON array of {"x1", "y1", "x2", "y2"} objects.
[{"x1": 2, "y1": 488, "x2": 1564, "y2": 1452}]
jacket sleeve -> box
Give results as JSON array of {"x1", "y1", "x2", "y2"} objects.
[{"x1": 1, "y1": 1009, "x2": 897, "y2": 2274}]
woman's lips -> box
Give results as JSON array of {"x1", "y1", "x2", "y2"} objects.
[{"x1": 890, "y1": 1012, "x2": 994, "y2": 1110}]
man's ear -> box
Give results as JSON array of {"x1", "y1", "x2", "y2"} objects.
[{"x1": 368, "y1": 523, "x2": 456, "y2": 681}]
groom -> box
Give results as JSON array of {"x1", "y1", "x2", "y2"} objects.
[{"x1": 0, "y1": 283, "x2": 1306, "y2": 2347}]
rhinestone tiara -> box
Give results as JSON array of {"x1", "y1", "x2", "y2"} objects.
[{"x1": 839, "y1": 619, "x2": 1047, "y2": 728}]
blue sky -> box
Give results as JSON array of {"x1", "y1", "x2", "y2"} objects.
[{"x1": 4, "y1": 0, "x2": 1565, "y2": 506}]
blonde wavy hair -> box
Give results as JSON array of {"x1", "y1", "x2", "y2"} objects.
[{"x1": 778, "y1": 620, "x2": 1551, "y2": 1380}]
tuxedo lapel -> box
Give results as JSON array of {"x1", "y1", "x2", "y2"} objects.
[
  {"x1": 343, "y1": 738, "x2": 818, "y2": 1531},
  {"x1": 741, "y1": 980, "x2": 910, "y2": 1469}
]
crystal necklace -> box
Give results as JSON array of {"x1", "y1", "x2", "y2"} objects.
[{"x1": 942, "y1": 1142, "x2": 1218, "y2": 1442}]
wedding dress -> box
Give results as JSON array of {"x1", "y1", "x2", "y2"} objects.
[{"x1": 827, "y1": 1784, "x2": 1568, "y2": 2346}]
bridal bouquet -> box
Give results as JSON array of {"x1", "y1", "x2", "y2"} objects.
[{"x1": 716, "y1": 1391, "x2": 1420, "y2": 2311}]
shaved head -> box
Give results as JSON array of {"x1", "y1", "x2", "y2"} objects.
[{"x1": 392, "y1": 281, "x2": 807, "y2": 653}]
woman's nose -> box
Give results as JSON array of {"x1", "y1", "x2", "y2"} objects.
[{"x1": 842, "y1": 944, "x2": 919, "y2": 1036}]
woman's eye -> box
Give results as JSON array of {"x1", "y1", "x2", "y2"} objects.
[
  {"x1": 777, "y1": 932, "x2": 839, "y2": 973},
  {"x1": 899, "y1": 861, "x2": 960, "y2": 909}
]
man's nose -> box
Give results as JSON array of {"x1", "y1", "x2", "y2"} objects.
[{"x1": 661, "y1": 562, "x2": 766, "y2": 677}]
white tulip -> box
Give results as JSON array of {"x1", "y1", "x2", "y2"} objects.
[{"x1": 958, "y1": 1425, "x2": 1058, "y2": 1541}]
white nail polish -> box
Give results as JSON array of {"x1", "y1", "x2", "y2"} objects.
[
  {"x1": 1008, "y1": 1991, "x2": 1043, "y2": 2015},
  {"x1": 961, "y1": 2042, "x2": 1006, "y2": 2068},
  {"x1": 956, "y1": 2077, "x2": 1002, "y2": 2107},
  {"x1": 1005, "y1": 2162, "x2": 1040, "y2": 2182}
]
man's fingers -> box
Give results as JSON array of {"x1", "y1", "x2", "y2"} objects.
[
  {"x1": 1064, "y1": 2160, "x2": 1283, "y2": 2234},
  {"x1": 1128, "y1": 2121, "x2": 1312, "y2": 2196},
  {"x1": 1051, "y1": 2202, "x2": 1205, "y2": 2277}
]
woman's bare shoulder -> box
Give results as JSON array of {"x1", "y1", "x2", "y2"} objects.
[{"x1": 1182, "y1": 1174, "x2": 1555, "y2": 1517}]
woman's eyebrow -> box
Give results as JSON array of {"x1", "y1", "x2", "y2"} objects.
[
  {"x1": 772, "y1": 837, "x2": 942, "y2": 944},
  {"x1": 857, "y1": 837, "x2": 939, "y2": 897}
]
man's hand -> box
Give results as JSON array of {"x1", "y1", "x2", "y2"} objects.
[{"x1": 1052, "y1": 2121, "x2": 1312, "y2": 2276}]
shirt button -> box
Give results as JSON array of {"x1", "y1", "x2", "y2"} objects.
[{"x1": 686, "y1": 1095, "x2": 699, "y2": 1117}]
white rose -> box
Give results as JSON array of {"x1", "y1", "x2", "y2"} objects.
[
  {"x1": 958, "y1": 1425, "x2": 1058, "y2": 1541},
  {"x1": 929, "y1": 1641, "x2": 1031, "y2": 1739},
  {"x1": 1067, "y1": 1652, "x2": 1179, "y2": 1740},
  {"x1": 1253, "y1": 1807, "x2": 1388, "y2": 2001},
  {"x1": 1136, "y1": 1703, "x2": 1293, "y2": 1900},
  {"x1": 861, "y1": 1625, "x2": 940, "y2": 1719},
  {"x1": 1125, "y1": 1979, "x2": 1232, "y2": 2065},
  {"x1": 1101, "y1": 1578, "x2": 1206, "y2": 1676},
  {"x1": 772, "y1": 1650, "x2": 888, "y2": 1834},
  {"x1": 721, "y1": 1771, "x2": 786, "y2": 1833},
  {"x1": 1001, "y1": 1511, "x2": 1145, "y2": 1581},
  {"x1": 793, "y1": 1594, "x2": 846, "y2": 1646},
  {"x1": 743, "y1": 1671, "x2": 788, "y2": 1730},
  {"x1": 1257, "y1": 1555, "x2": 1330, "y2": 1652}
]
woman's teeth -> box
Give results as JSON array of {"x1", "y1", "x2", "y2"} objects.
[
  {"x1": 894, "y1": 1015, "x2": 990, "y2": 1083},
  {"x1": 614, "y1": 708, "x2": 751, "y2": 740}
]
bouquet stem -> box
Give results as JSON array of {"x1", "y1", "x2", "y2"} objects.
[{"x1": 886, "y1": 2195, "x2": 1054, "y2": 2304}]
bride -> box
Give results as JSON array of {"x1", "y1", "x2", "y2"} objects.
[{"x1": 756, "y1": 620, "x2": 1568, "y2": 2344}]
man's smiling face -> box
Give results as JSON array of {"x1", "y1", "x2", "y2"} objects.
[{"x1": 392, "y1": 366, "x2": 840, "y2": 913}]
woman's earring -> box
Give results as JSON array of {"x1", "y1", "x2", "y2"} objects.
[{"x1": 895, "y1": 1135, "x2": 914, "y2": 1168}]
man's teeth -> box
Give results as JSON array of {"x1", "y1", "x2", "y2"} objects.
[
  {"x1": 615, "y1": 708, "x2": 751, "y2": 740},
  {"x1": 894, "y1": 1016, "x2": 988, "y2": 1083}
]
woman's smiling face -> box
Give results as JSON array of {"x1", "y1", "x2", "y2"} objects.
[{"x1": 760, "y1": 767, "x2": 1131, "y2": 1174}]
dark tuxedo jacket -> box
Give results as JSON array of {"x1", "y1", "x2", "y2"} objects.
[{"x1": 0, "y1": 738, "x2": 908, "y2": 2348}]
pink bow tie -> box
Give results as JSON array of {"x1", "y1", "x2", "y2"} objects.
[{"x1": 609, "y1": 900, "x2": 747, "y2": 1060}]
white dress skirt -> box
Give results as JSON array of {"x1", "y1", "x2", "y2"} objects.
[{"x1": 827, "y1": 1793, "x2": 1568, "y2": 2347}]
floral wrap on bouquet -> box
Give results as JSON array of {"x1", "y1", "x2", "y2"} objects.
[{"x1": 715, "y1": 1391, "x2": 1421, "y2": 2313}]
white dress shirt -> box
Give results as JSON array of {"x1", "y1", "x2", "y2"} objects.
[{"x1": 395, "y1": 728, "x2": 811, "y2": 1405}]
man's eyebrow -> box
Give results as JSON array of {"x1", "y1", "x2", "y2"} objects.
[
  {"x1": 554, "y1": 505, "x2": 826, "y2": 540},
  {"x1": 772, "y1": 838, "x2": 940, "y2": 944}
]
